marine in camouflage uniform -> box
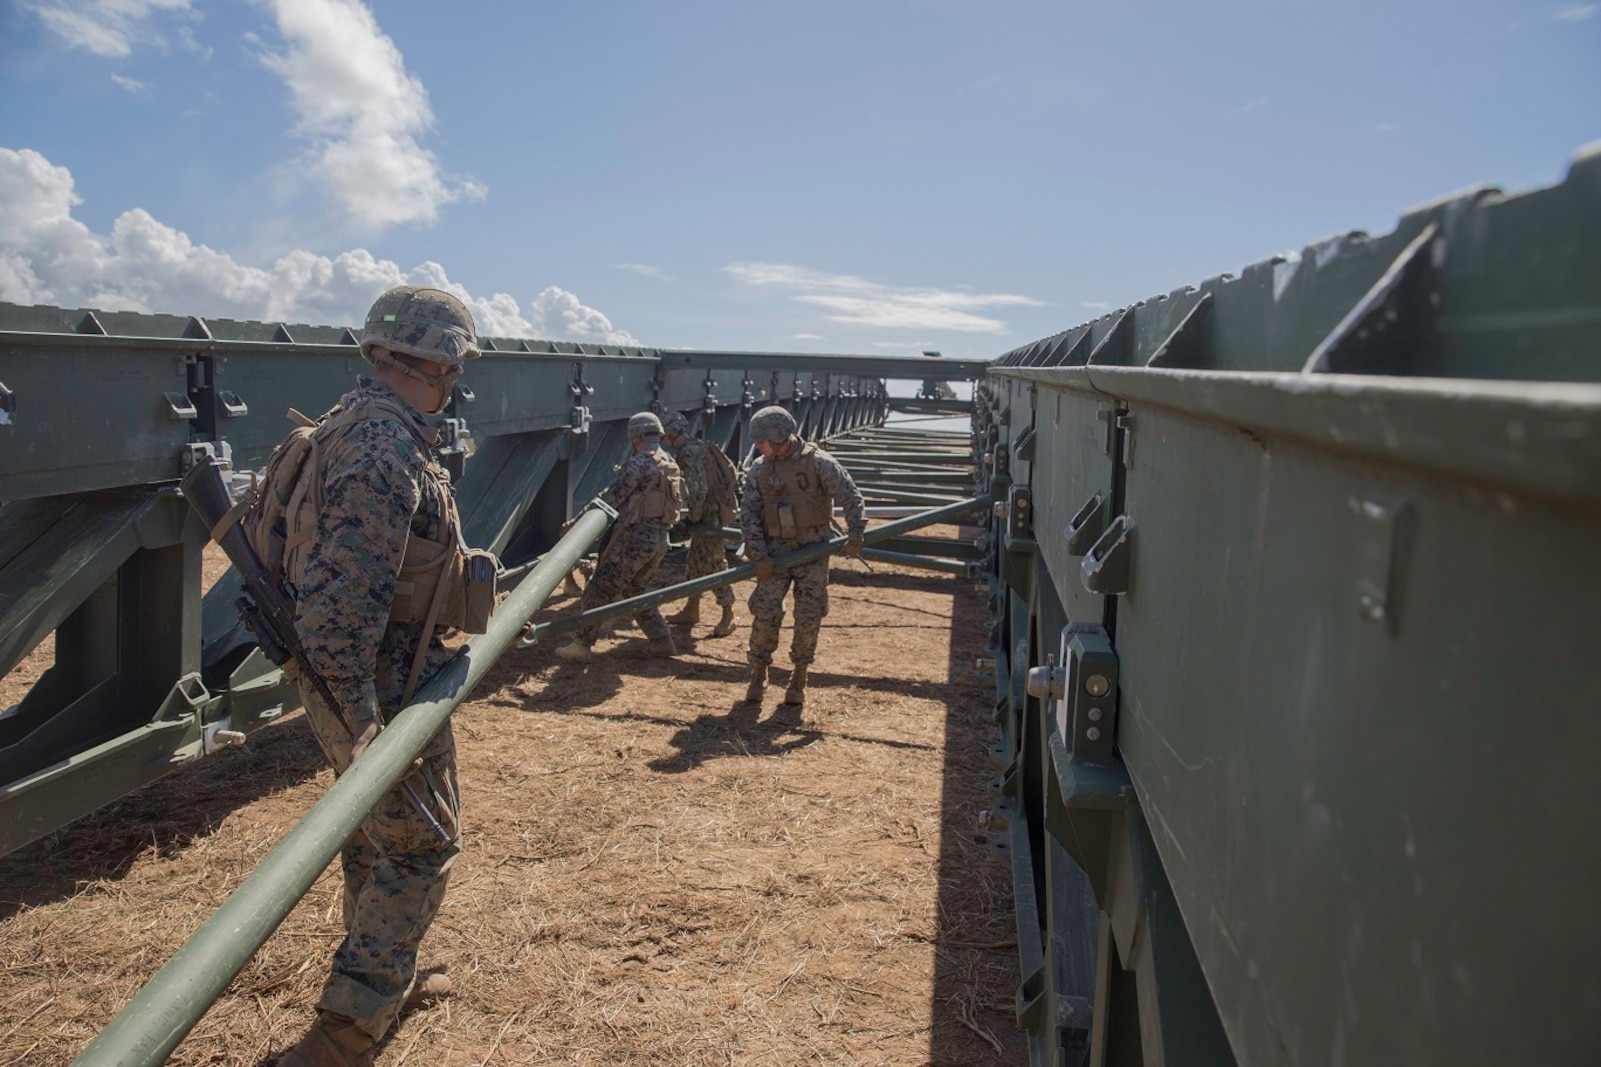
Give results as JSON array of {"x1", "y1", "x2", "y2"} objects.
[
  {"x1": 280, "y1": 287, "x2": 482, "y2": 1067},
  {"x1": 554, "y1": 412, "x2": 685, "y2": 662},
  {"x1": 662, "y1": 411, "x2": 738, "y2": 638},
  {"x1": 740, "y1": 405, "x2": 866, "y2": 707}
]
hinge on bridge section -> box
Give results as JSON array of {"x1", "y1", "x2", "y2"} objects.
[
  {"x1": 569, "y1": 363, "x2": 594, "y2": 435},
  {"x1": 702, "y1": 372, "x2": 718, "y2": 414}
]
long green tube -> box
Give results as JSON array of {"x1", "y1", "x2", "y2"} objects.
[
  {"x1": 523, "y1": 495, "x2": 984, "y2": 646},
  {"x1": 71, "y1": 505, "x2": 616, "y2": 1067}
]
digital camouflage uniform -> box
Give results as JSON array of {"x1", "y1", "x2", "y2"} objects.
[
  {"x1": 293, "y1": 377, "x2": 463, "y2": 1044},
  {"x1": 572, "y1": 444, "x2": 684, "y2": 645},
  {"x1": 741, "y1": 439, "x2": 866, "y2": 669},
  {"x1": 669, "y1": 434, "x2": 737, "y2": 610}
]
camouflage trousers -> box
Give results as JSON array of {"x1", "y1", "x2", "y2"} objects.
[
  {"x1": 297, "y1": 679, "x2": 462, "y2": 1042},
  {"x1": 747, "y1": 555, "x2": 830, "y2": 667},
  {"x1": 685, "y1": 529, "x2": 735, "y2": 608},
  {"x1": 576, "y1": 521, "x2": 670, "y2": 644}
]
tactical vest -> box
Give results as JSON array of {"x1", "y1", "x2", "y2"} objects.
[
  {"x1": 758, "y1": 441, "x2": 831, "y2": 541},
  {"x1": 225, "y1": 394, "x2": 495, "y2": 640}
]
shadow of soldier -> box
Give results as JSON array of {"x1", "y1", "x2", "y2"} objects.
[{"x1": 646, "y1": 699, "x2": 821, "y2": 775}]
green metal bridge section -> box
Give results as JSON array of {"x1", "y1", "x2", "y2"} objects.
[
  {"x1": 977, "y1": 142, "x2": 1601, "y2": 1066},
  {"x1": 1, "y1": 142, "x2": 1598, "y2": 1064},
  {"x1": 0, "y1": 316, "x2": 980, "y2": 858}
]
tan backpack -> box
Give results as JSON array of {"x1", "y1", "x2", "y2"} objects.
[
  {"x1": 702, "y1": 442, "x2": 740, "y2": 526},
  {"x1": 227, "y1": 399, "x2": 496, "y2": 642}
]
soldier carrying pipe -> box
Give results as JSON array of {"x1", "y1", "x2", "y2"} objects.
[{"x1": 740, "y1": 405, "x2": 867, "y2": 707}]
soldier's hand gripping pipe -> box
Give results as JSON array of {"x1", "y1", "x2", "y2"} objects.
[{"x1": 180, "y1": 454, "x2": 452, "y2": 842}]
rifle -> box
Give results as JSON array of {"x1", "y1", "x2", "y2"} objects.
[{"x1": 181, "y1": 455, "x2": 451, "y2": 842}]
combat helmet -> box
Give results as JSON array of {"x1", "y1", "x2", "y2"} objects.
[
  {"x1": 360, "y1": 286, "x2": 480, "y2": 367},
  {"x1": 662, "y1": 411, "x2": 690, "y2": 438},
  {"x1": 628, "y1": 411, "x2": 665, "y2": 438},
  {"x1": 749, "y1": 405, "x2": 798, "y2": 443}
]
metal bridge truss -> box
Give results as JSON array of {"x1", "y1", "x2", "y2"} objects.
[
  {"x1": 975, "y1": 145, "x2": 1601, "y2": 1066},
  {"x1": 0, "y1": 312, "x2": 984, "y2": 856}
]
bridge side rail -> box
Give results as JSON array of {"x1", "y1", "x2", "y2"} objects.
[{"x1": 980, "y1": 145, "x2": 1601, "y2": 1066}]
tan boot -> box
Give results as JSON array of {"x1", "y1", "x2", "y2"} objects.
[
  {"x1": 278, "y1": 1013, "x2": 374, "y2": 1067},
  {"x1": 709, "y1": 603, "x2": 737, "y2": 638},
  {"x1": 744, "y1": 662, "x2": 767, "y2": 703},
  {"x1": 667, "y1": 595, "x2": 702, "y2": 625},
  {"x1": 784, "y1": 664, "x2": 810, "y2": 707},
  {"x1": 553, "y1": 640, "x2": 594, "y2": 663},
  {"x1": 402, "y1": 971, "x2": 451, "y2": 1013},
  {"x1": 647, "y1": 633, "x2": 678, "y2": 657}
]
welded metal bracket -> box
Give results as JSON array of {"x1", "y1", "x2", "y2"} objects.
[
  {"x1": 1081, "y1": 515, "x2": 1132, "y2": 595},
  {"x1": 1352, "y1": 497, "x2": 1414, "y2": 635},
  {"x1": 1302, "y1": 220, "x2": 1442, "y2": 375},
  {"x1": 1065, "y1": 491, "x2": 1107, "y2": 556},
  {"x1": 568, "y1": 363, "x2": 594, "y2": 435},
  {"x1": 1147, "y1": 292, "x2": 1214, "y2": 369},
  {"x1": 181, "y1": 440, "x2": 232, "y2": 474}
]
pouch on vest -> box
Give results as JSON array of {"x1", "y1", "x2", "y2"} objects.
[
  {"x1": 460, "y1": 549, "x2": 497, "y2": 634},
  {"x1": 777, "y1": 503, "x2": 797, "y2": 539}
]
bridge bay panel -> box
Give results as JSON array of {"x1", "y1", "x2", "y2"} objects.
[{"x1": 983, "y1": 144, "x2": 1601, "y2": 1067}]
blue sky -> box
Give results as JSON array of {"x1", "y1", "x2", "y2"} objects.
[{"x1": 1, "y1": 0, "x2": 1597, "y2": 358}]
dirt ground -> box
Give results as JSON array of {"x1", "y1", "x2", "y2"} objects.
[{"x1": 0, "y1": 536, "x2": 1021, "y2": 1066}]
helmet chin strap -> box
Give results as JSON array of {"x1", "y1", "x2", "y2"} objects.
[
  {"x1": 372, "y1": 349, "x2": 461, "y2": 413},
  {"x1": 372, "y1": 348, "x2": 461, "y2": 390}
]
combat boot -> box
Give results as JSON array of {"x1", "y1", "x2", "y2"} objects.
[
  {"x1": 668, "y1": 595, "x2": 702, "y2": 625},
  {"x1": 402, "y1": 971, "x2": 451, "y2": 1013},
  {"x1": 553, "y1": 640, "x2": 594, "y2": 663},
  {"x1": 277, "y1": 1012, "x2": 374, "y2": 1067},
  {"x1": 784, "y1": 664, "x2": 810, "y2": 707},
  {"x1": 709, "y1": 603, "x2": 737, "y2": 638},
  {"x1": 744, "y1": 662, "x2": 767, "y2": 703},
  {"x1": 647, "y1": 633, "x2": 678, "y2": 657}
]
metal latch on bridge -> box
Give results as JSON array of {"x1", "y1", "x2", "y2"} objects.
[
  {"x1": 1026, "y1": 629, "x2": 1119, "y2": 761},
  {"x1": 569, "y1": 364, "x2": 594, "y2": 435}
]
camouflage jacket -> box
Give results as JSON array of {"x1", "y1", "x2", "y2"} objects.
[
  {"x1": 294, "y1": 378, "x2": 455, "y2": 726},
  {"x1": 668, "y1": 437, "x2": 712, "y2": 523},
  {"x1": 600, "y1": 445, "x2": 683, "y2": 527},
  {"x1": 740, "y1": 440, "x2": 866, "y2": 560}
]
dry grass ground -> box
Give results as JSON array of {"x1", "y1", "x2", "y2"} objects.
[{"x1": 0, "y1": 538, "x2": 1021, "y2": 1066}]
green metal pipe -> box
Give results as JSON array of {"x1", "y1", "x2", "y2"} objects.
[
  {"x1": 522, "y1": 495, "x2": 986, "y2": 645},
  {"x1": 857, "y1": 548, "x2": 974, "y2": 576},
  {"x1": 71, "y1": 505, "x2": 617, "y2": 1067},
  {"x1": 854, "y1": 486, "x2": 969, "y2": 505},
  {"x1": 838, "y1": 467, "x2": 975, "y2": 484}
]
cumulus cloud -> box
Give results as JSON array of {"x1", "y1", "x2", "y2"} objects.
[
  {"x1": 529, "y1": 287, "x2": 639, "y2": 346},
  {"x1": 20, "y1": 0, "x2": 193, "y2": 57},
  {"x1": 725, "y1": 261, "x2": 1040, "y2": 334},
  {"x1": 257, "y1": 0, "x2": 484, "y2": 231},
  {"x1": 0, "y1": 147, "x2": 631, "y2": 344}
]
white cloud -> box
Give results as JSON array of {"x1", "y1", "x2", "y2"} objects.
[
  {"x1": 789, "y1": 332, "x2": 826, "y2": 342},
  {"x1": 20, "y1": 0, "x2": 192, "y2": 57},
  {"x1": 0, "y1": 147, "x2": 632, "y2": 345},
  {"x1": 1553, "y1": 4, "x2": 1597, "y2": 20},
  {"x1": 529, "y1": 287, "x2": 639, "y2": 346},
  {"x1": 615, "y1": 262, "x2": 672, "y2": 282},
  {"x1": 870, "y1": 340, "x2": 936, "y2": 350},
  {"x1": 110, "y1": 73, "x2": 149, "y2": 93},
  {"x1": 1228, "y1": 98, "x2": 1267, "y2": 119},
  {"x1": 257, "y1": 0, "x2": 484, "y2": 232},
  {"x1": 1081, "y1": 300, "x2": 1109, "y2": 310},
  {"x1": 725, "y1": 262, "x2": 1040, "y2": 334}
]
